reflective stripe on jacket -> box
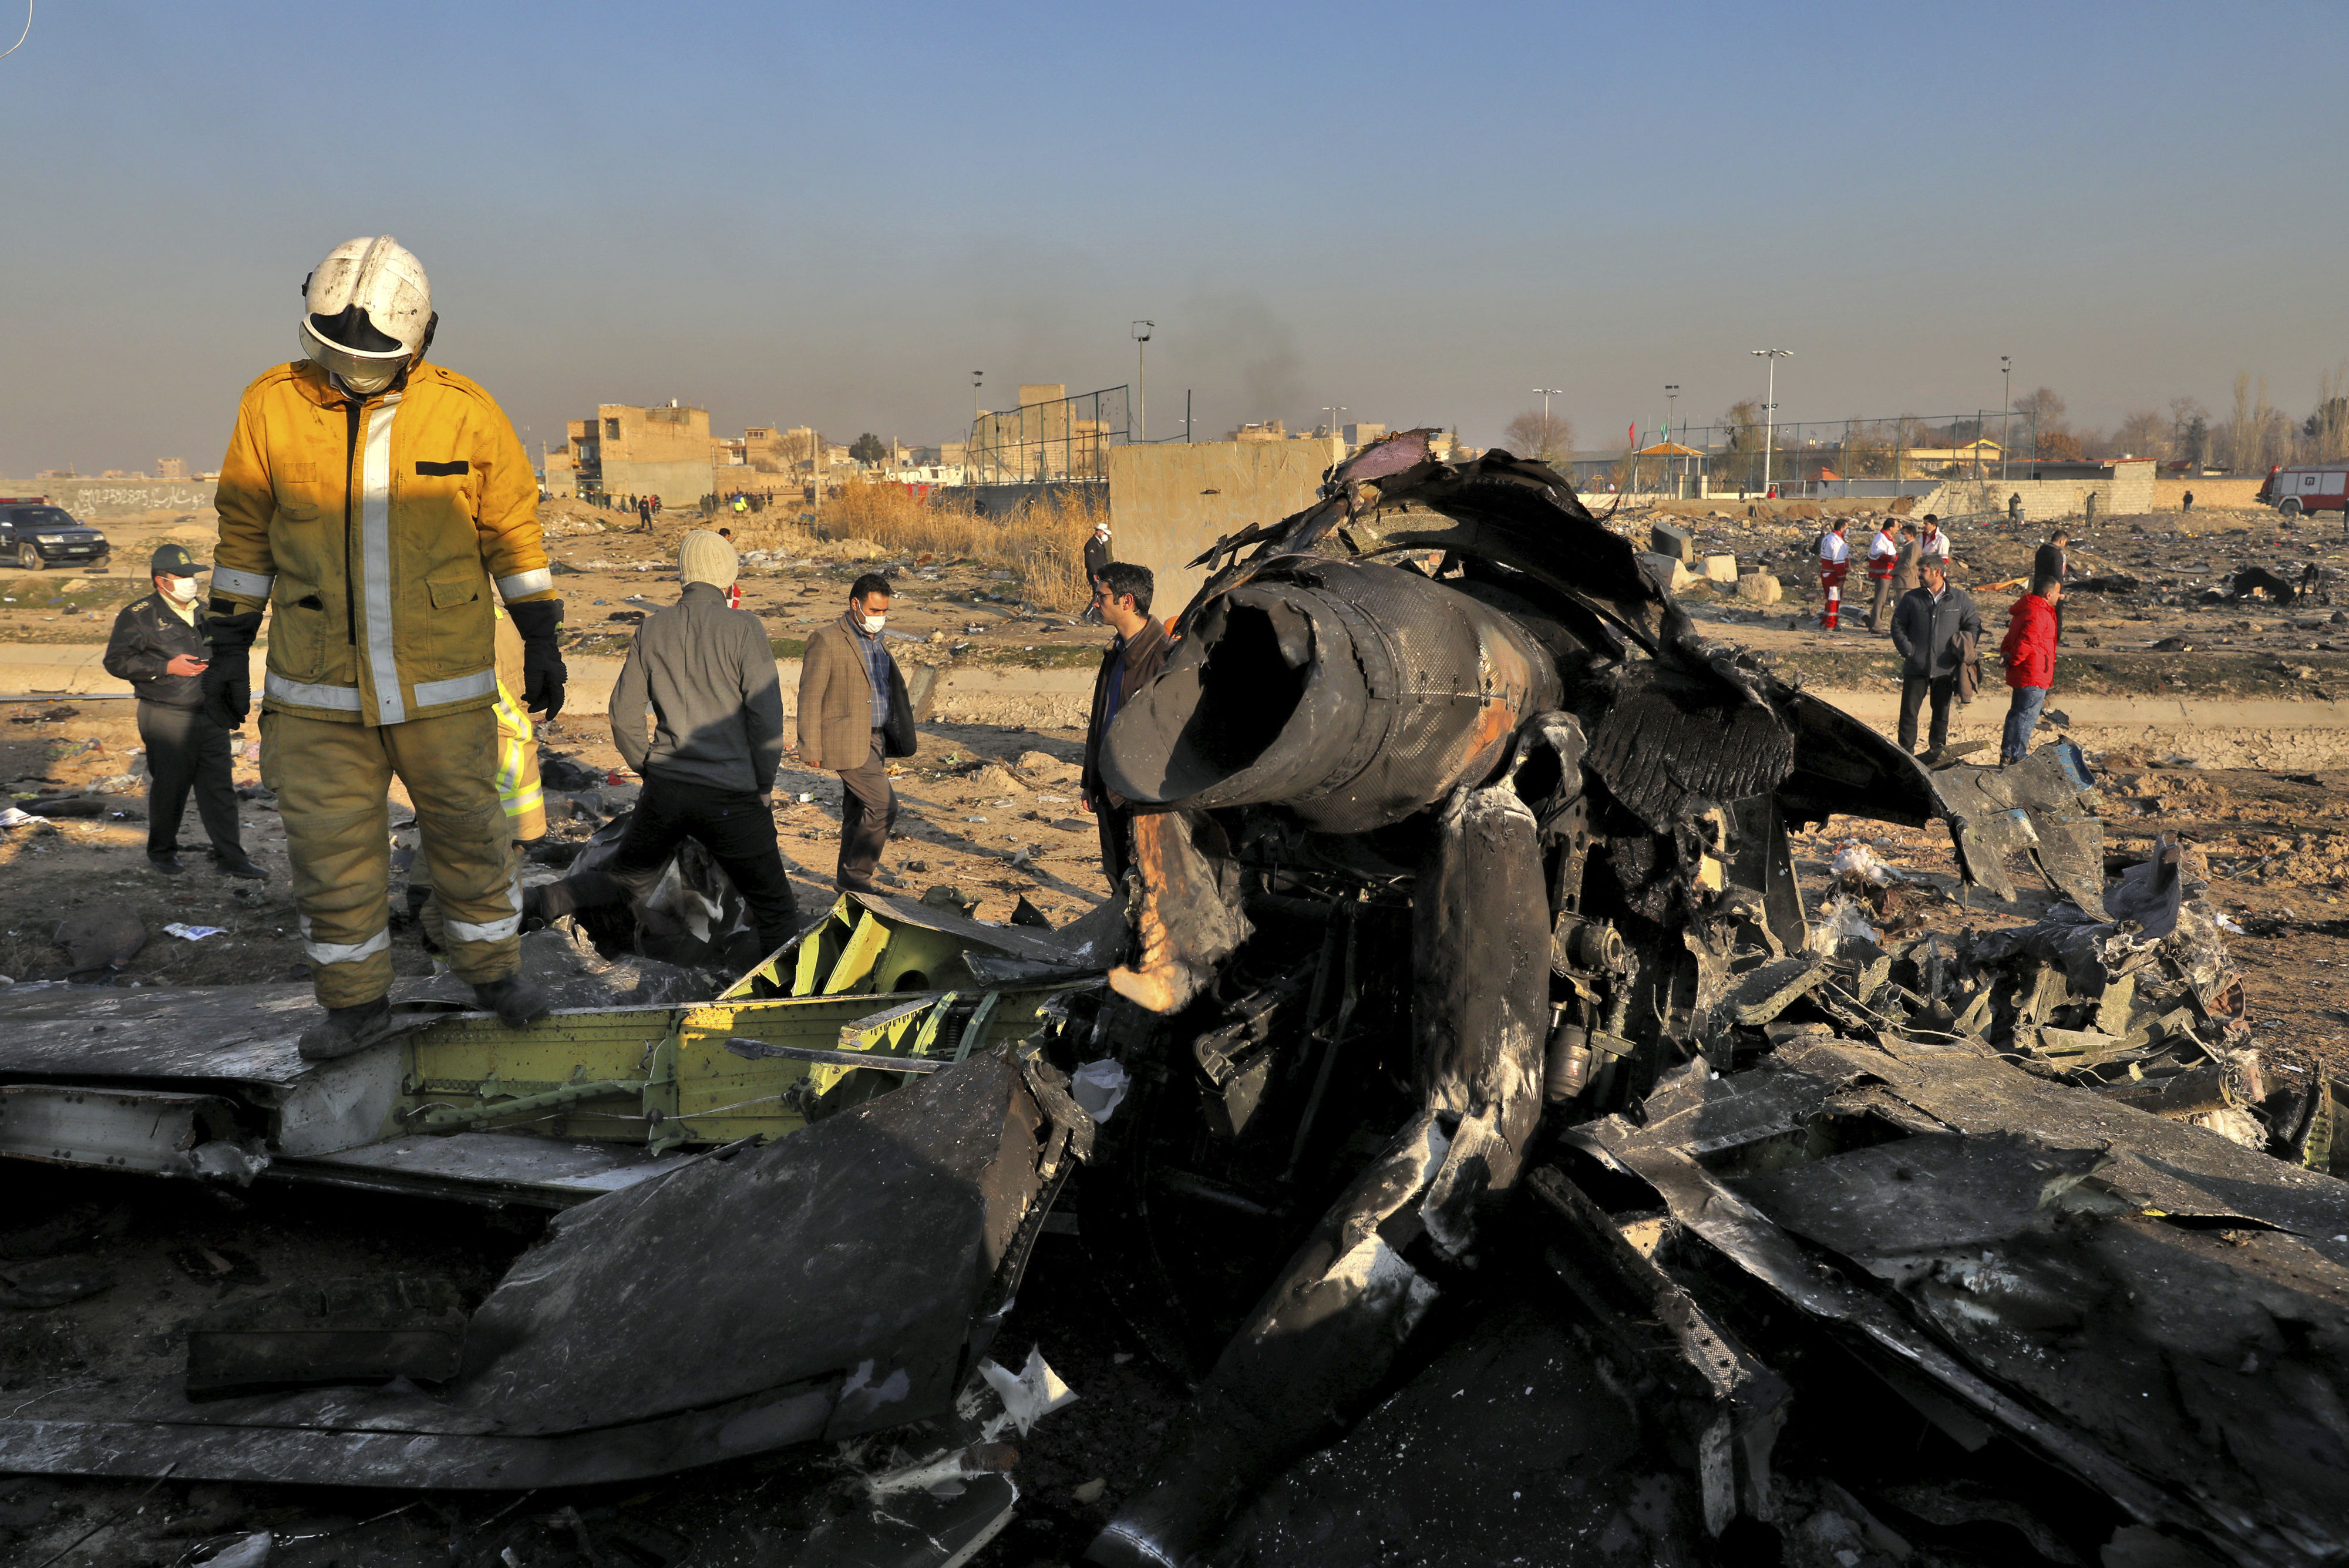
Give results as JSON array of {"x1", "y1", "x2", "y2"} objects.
[
  {"x1": 211, "y1": 359, "x2": 557, "y2": 728},
  {"x1": 492, "y1": 605, "x2": 544, "y2": 839}
]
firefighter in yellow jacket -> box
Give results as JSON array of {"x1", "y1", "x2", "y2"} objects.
[{"x1": 206, "y1": 236, "x2": 567, "y2": 1059}]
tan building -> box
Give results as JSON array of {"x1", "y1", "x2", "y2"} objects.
[
  {"x1": 970, "y1": 386, "x2": 1112, "y2": 483},
  {"x1": 567, "y1": 402, "x2": 715, "y2": 506},
  {"x1": 154, "y1": 458, "x2": 189, "y2": 480},
  {"x1": 1902, "y1": 438, "x2": 2004, "y2": 472}
]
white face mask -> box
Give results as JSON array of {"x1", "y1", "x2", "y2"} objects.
[
  {"x1": 161, "y1": 576, "x2": 198, "y2": 603},
  {"x1": 860, "y1": 613, "x2": 886, "y2": 635}
]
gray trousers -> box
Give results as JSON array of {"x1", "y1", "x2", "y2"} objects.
[
  {"x1": 1867, "y1": 574, "x2": 1895, "y2": 632},
  {"x1": 137, "y1": 700, "x2": 241, "y2": 859},
  {"x1": 836, "y1": 730, "x2": 896, "y2": 890}
]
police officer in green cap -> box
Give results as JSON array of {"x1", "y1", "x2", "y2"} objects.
[{"x1": 102, "y1": 544, "x2": 267, "y2": 878}]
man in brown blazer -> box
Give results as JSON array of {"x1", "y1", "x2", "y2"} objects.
[
  {"x1": 797, "y1": 572, "x2": 908, "y2": 892},
  {"x1": 1081, "y1": 562, "x2": 1173, "y2": 888}
]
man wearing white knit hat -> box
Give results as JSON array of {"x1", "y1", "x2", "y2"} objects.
[{"x1": 528, "y1": 529, "x2": 798, "y2": 954}]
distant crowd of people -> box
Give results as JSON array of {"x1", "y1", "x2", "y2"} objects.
[{"x1": 1813, "y1": 512, "x2": 2065, "y2": 768}]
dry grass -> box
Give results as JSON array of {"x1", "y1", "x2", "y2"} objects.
[{"x1": 810, "y1": 482, "x2": 1100, "y2": 612}]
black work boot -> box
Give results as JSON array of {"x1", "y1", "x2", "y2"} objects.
[
  {"x1": 147, "y1": 852, "x2": 184, "y2": 875},
  {"x1": 213, "y1": 847, "x2": 268, "y2": 880},
  {"x1": 298, "y1": 996, "x2": 403, "y2": 1062},
  {"x1": 470, "y1": 974, "x2": 551, "y2": 1029}
]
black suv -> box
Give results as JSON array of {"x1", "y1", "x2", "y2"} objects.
[{"x1": 0, "y1": 503, "x2": 110, "y2": 570}]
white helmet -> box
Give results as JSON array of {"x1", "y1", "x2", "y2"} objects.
[{"x1": 297, "y1": 236, "x2": 435, "y2": 395}]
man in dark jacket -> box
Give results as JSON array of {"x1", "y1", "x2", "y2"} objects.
[
  {"x1": 1082, "y1": 562, "x2": 1172, "y2": 888},
  {"x1": 529, "y1": 530, "x2": 797, "y2": 953},
  {"x1": 2032, "y1": 528, "x2": 2070, "y2": 645},
  {"x1": 101, "y1": 545, "x2": 265, "y2": 879},
  {"x1": 1890, "y1": 560, "x2": 1983, "y2": 761}
]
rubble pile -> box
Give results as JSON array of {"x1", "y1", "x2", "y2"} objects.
[{"x1": 1759, "y1": 832, "x2": 2341, "y2": 1167}]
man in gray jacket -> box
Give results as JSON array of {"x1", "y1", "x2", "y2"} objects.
[
  {"x1": 528, "y1": 530, "x2": 798, "y2": 952},
  {"x1": 1890, "y1": 559, "x2": 1983, "y2": 761}
]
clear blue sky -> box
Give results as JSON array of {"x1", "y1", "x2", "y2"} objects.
[{"x1": 2, "y1": 0, "x2": 2343, "y2": 474}]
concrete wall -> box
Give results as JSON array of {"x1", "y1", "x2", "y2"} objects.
[
  {"x1": 0, "y1": 477, "x2": 218, "y2": 518},
  {"x1": 2154, "y1": 477, "x2": 2266, "y2": 511},
  {"x1": 1923, "y1": 461, "x2": 2156, "y2": 522},
  {"x1": 1107, "y1": 439, "x2": 1342, "y2": 613},
  {"x1": 600, "y1": 459, "x2": 714, "y2": 509},
  {"x1": 968, "y1": 481, "x2": 1101, "y2": 518}
]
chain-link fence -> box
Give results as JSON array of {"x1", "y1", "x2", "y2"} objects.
[
  {"x1": 965, "y1": 386, "x2": 1130, "y2": 486},
  {"x1": 1581, "y1": 410, "x2": 2043, "y2": 498}
]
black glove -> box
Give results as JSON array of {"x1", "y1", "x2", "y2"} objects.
[
  {"x1": 505, "y1": 599, "x2": 567, "y2": 722},
  {"x1": 200, "y1": 607, "x2": 263, "y2": 729}
]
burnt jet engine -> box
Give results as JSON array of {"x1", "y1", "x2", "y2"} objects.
[{"x1": 1073, "y1": 432, "x2": 2098, "y2": 1566}]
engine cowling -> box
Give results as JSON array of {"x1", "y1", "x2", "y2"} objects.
[{"x1": 1101, "y1": 557, "x2": 1563, "y2": 834}]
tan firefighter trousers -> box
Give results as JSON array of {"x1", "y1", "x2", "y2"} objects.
[{"x1": 261, "y1": 706, "x2": 520, "y2": 1007}]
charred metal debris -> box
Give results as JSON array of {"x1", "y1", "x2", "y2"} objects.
[{"x1": 0, "y1": 433, "x2": 2343, "y2": 1567}]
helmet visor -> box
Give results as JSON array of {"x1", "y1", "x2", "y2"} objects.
[{"x1": 298, "y1": 307, "x2": 410, "y2": 392}]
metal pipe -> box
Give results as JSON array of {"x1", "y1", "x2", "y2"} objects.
[
  {"x1": 724, "y1": 1038, "x2": 947, "y2": 1073},
  {"x1": 409, "y1": 1079, "x2": 645, "y2": 1133}
]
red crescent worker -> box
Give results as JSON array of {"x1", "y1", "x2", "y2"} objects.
[{"x1": 1816, "y1": 519, "x2": 1851, "y2": 630}]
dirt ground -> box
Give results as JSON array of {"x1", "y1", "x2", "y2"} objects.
[{"x1": 6, "y1": 497, "x2": 2348, "y2": 1565}]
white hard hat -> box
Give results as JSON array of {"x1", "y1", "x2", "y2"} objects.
[{"x1": 297, "y1": 236, "x2": 435, "y2": 395}]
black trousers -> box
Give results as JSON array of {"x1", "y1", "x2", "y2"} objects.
[
  {"x1": 137, "y1": 700, "x2": 241, "y2": 859},
  {"x1": 542, "y1": 777, "x2": 799, "y2": 955},
  {"x1": 1897, "y1": 673, "x2": 1959, "y2": 756},
  {"x1": 1097, "y1": 802, "x2": 1133, "y2": 890}
]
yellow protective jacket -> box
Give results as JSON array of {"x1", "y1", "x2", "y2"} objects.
[
  {"x1": 211, "y1": 359, "x2": 557, "y2": 727},
  {"x1": 491, "y1": 605, "x2": 545, "y2": 839}
]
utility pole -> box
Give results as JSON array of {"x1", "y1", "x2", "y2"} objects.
[
  {"x1": 971, "y1": 372, "x2": 985, "y2": 484},
  {"x1": 1664, "y1": 385, "x2": 1679, "y2": 435},
  {"x1": 1323, "y1": 406, "x2": 1348, "y2": 445},
  {"x1": 1533, "y1": 388, "x2": 1564, "y2": 459},
  {"x1": 1751, "y1": 349, "x2": 1792, "y2": 493},
  {"x1": 1132, "y1": 322, "x2": 1152, "y2": 444},
  {"x1": 2000, "y1": 356, "x2": 2012, "y2": 483}
]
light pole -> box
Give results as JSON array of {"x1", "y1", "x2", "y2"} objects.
[
  {"x1": 1533, "y1": 388, "x2": 1563, "y2": 459},
  {"x1": 1323, "y1": 406, "x2": 1348, "y2": 443},
  {"x1": 971, "y1": 372, "x2": 985, "y2": 484},
  {"x1": 1663, "y1": 387, "x2": 1680, "y2": 495},
  {"x1": 2000, "y1": 356, "x2": 2012, "y2": 482},
  {"x1": 1132, "y1": 322, "x2": 1152, "y2": 444},
  {"x1": 1751, "y1": 349, "x2": 1792, "y2": 493}
]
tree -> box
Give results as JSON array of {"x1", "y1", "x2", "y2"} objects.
[
  {"x1": 2113, "y1": 409, "x2": 2168, "y2": 461},
  {"x1": 2304, "y1": 365, "x2": 2349, "y2": 463},
  {"x1": 2222, "y1": 372, "x2": 2283, "y2": 474},
  {"x1": 2169, "y1": 398, "x2": 2210, "y2": 468},
  {"x1": 2011, "y1": 387, "x2": 2067, "y2": 459},
  {"x1": 849, "y1": 433, "x2": 888, "y2": 463},
  {"x1": 1502, "y1": 409, "x2": 1574, "y2": 463},
  {"x1": 1720, "y1": 398, "x2": 1764, "y2": 491}
]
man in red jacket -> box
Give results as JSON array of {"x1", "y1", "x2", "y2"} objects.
[{"x1": 2000, "y1": 571, "x2": 2063, "y2": 763}]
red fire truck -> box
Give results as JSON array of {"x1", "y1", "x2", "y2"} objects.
[{"x1": 2257, "y1": 465, "x2": 2349, "y2": 516}]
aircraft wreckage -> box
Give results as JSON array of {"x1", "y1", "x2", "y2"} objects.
[{"x1": 0, "y1": 432, "x2": 2344, "y2": 1568}]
